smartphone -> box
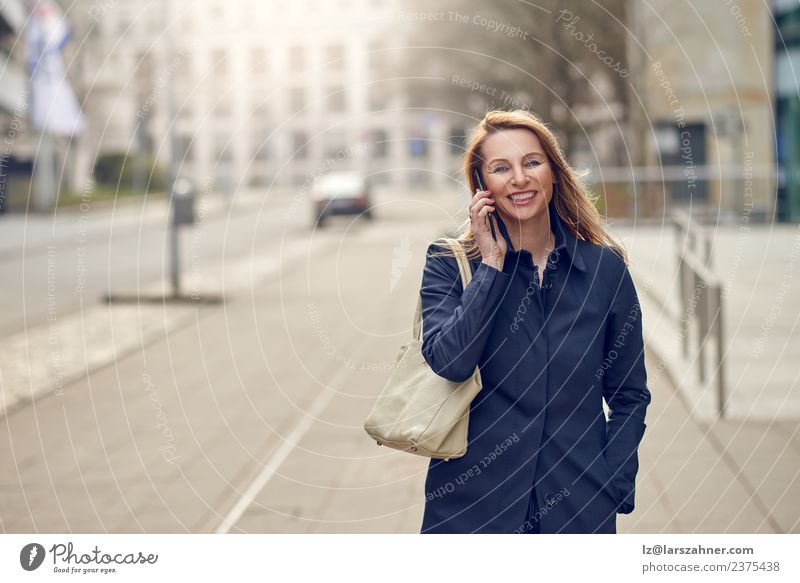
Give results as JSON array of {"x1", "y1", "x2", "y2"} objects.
[{"x1": 473, "y1": 168, "x2": 497, "y2": 241}]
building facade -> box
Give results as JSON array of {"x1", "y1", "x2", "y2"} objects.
[
  {"x1": 627, "y1": 0, "x2": 775, "y2": 221},
  {"x1": 0, "y1": 0, "x2": 31, "y2": 212},
  {"x1": 56, "y1": 0, "x2": 469, "y2": 197},
  {"x1": 774, "y1": 0, "x2": 800, "y2": 221}
]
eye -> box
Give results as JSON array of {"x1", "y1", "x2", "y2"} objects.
[
  {"x1": 489, "y1": 165, "x2": 509, "y2": 173},
  {"x1": 525, "y1": 159, "x2": 541, "y2": 167}
]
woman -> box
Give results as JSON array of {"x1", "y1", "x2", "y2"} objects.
[{"x1": 418, "y1": 109, "x2": 652, "y2": 534}]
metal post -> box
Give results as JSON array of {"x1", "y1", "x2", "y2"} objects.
[
  {"x1": 697, "y1": 272, "x2": 707, "y2": 385},
  {"x1": 716, "y1": 284, "x2": 725, "y2": 418},
  {"x1": 33, "y1": 130, "x2": 56, "y2": 211},
  {"x1": 163, "y1": 0, "x2": 179, "y2": 297},
  {"x1": 679, "y1": 253, "x2": 689, "y2": 357},
  {"x1": 673, "y1": 209, "x2": 726, "y2": 416},
  {"x1": 170, "y1": 207, "x2": 180, "y2": 296}
]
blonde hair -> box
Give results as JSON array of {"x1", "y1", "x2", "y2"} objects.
[{"x1": 431, "y1": 108, "x2": 628, "y2": 265}]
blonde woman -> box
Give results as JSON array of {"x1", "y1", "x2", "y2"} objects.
[{"x1": 419, "y1": 109, "x2": 651, "y2": 534}]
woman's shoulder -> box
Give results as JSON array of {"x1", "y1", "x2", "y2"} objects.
[
  {"x1": 426, "y1": 236, "x2": 463, "y2": 252},
  {"x1": 423, "y1": 238, "x2": 483, "y2": 282},
  {"x1": 423, "y1": 238, "x2": 459, "y2": 271},
  {"x1": 425, "y1": 237, "x2": 479, "y2": 263},
  {"x1": 576, "y1": 239, "x2": 629, "y2": 275}
]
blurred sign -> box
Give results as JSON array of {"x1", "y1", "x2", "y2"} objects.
[{"x1": 26, "y1": 0, "x2": 85, "y2": 136}]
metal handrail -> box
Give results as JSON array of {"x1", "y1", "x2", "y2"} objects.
[
  {"x1": 671, "y1": 209, "x2": 726, "y2": 417},
  {"x1": 672, "y1": 208, "x2": 714, "y2": 268}
]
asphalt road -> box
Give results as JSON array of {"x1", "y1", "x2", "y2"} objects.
[{"x1": 0, "y1": 186, "x2": 462, "y2": 533}]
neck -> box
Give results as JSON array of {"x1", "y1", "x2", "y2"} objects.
[{"x1": 501, "y1": 209, "x2": 554, "y2": 258}]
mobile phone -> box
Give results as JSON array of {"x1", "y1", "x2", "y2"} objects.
[{"x1": 473, "y1": 168, "x2": 497, "y2": 241}]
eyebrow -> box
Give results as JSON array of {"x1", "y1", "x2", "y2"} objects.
[{"x1": 487, "y1": 151, "x2": 545, "y2": 165}]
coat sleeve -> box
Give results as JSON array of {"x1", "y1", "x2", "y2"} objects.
[
  {"x1": 601, "y1": 261, "x2": 652, "y2": 514},
  {"x1": 419, "y1": 242, "x2": 510, "y2": 383}
]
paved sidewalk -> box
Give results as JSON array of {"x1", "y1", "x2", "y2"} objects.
[
  {"x1": 626, "y1": 345, "x2": 800, "y2": 533},
  {"x1": 1, "y1": 194, "x2": 798, "y2": 533},
  {"x1": 612, "y1": 221, "x2": 800, "y2": 421},
  {"x1": 228, "y1": 211, "x2": 800, "y2": 534},
  {"x1": 610, "y1": 220, "x2": 800, "y2": 532}
]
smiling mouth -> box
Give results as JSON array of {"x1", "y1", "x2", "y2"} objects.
[{"x1": 509, "y1": 191, "x2": 537, "y2": 202}]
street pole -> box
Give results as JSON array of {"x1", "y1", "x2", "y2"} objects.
[
  {"x1": 33, "y1": 128, "x2": 56, "y2": 211},
  {"x1": 163, "y1": 0, "x2": 179, "y2": 297}
]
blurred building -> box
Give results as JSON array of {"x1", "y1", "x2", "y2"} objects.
[
  {"x1": 11, "y1": 0, "x2": 799, "y2": 219},
  {"x1": 0, "y1": 1, "x2": 27, "y2": 114},
  {"x1": 0, "y1": 0, "x2": 31, "y2": 212},
  {"x1": 627, "y1": 0, "x2": 775, "y2": 221},
  {"x1": 774, "y1": 0, "x2": 800, "y2": 221},
  {"x1": 56, "y1": 0, "x2": 467, "y2": 196}
]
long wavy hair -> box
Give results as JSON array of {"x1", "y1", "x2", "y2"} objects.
[{"x1": 430, "y1": 108, "x2": 628, "y2": 265}]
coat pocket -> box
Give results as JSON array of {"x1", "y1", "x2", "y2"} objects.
[{"x1": 599, "y1": 452, "x2": 625, "y2": 509}]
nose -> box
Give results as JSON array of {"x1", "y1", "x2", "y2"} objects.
[{"x1": 510, "y1": 163, "x2": 529, "y2": 187}]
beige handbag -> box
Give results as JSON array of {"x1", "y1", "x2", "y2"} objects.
[{"x1": 363, "y1": 239, "x2": 483, "y2": 461}]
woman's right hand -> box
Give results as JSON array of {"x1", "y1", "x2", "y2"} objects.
[{"x1": 469, "y1": 188, "x2": 506, "y2": 270}]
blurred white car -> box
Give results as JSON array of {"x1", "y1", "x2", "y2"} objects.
[{"x1": 310, "y1": 171, "x2": 373, "y2": 227}]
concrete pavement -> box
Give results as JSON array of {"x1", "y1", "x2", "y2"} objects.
[
  {"x1": 612, "y1": 219, "x2": 800, "y2": 533},
  {"x1": 1, "y1": 191, "x2": 798, "y2": 533},
  {"x1": 613, "y1": 220, "x2": 800, "y2": 421}
]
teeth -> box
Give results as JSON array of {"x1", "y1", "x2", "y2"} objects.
[{"x1": 510, "y1": 191, "x2": 535, "y2": 201}]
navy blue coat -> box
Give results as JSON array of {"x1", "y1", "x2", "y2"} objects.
[{"x1": 418, "y1": 198, "x2": 652, "y2": 534}]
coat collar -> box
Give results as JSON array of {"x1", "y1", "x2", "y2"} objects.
[{"x1": 493, "y1": 197, "x2": 587, "y2": 272}]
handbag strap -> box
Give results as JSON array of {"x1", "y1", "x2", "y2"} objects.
[{"x1": 413, "y1": 239, "x2": 474, "y2": 341}]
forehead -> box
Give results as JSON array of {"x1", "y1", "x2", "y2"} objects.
[{"x1": 481, "y1": 128, "x2": 544, "y2": 162}]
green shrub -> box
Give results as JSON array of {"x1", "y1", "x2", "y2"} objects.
[{"x1": 92, "y1": 152, "x2": 166, "y2": 191}]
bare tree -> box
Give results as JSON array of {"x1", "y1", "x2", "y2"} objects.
[{"x1": 396, "y1": 0, "x2": 631, "y2": 159}]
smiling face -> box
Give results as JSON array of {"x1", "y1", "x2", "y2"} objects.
[{"x1": 478, "y1": 128, "x2": 556, "y2": 224}]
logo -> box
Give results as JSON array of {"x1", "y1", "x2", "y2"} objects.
[{"x1": 20, "y1": 543, "x2": 46, "y2": 571}]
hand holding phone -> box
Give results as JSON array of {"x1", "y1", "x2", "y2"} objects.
[
  {"x1": 470, "y1": 168, "x2": 506, "y2": 269},
  {"x1": 473, "y1": 169, "x2": 497, "y2": 241}
]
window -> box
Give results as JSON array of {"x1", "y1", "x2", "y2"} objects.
[
  {"x1": 448, "y1": 128, "x2": 466, "y2": 155},
  {"x1": 323, "y1": 129, "x2": 347, "y2": 159},
  {"x1": 370, "y1": 129, "x2": 388, "y2": 158},
  {"x1": 175, "y1": 52, "x2": 192, "y2": 85},
  {"x1": 251, "y1": 48, "x2": 268, "y2": 74},
  {"x1": 328, "y1": 87, "x2": 345, "y2": 112},
  {"x1": 367, "y1": 41, "x2": 385, "y2": 71},
  {"x1": 177, "y1": 104, "x2": 193, "y2": 120},
  {"x1": 215, "y1": 137, "x2": 233, "y2": 163},
  {"x1": 212, "y1": 98, "x2": 231, "y2": 118},
  {"x1": 134, "y1": 50, "x2": 153, "y2": 78},
  {"x1": 290, "y1": 87, "x2": 306, "y2": 114},
  {"x1": 326, "y1": 44, "x2": 344, "y2": 69},
  {"x1": 368, "y1": 83, "x2": 385, "y2": 111},
  {"x1": 251, "y1": 103, "x2": 269, "y2": 130},
  {"x1": 292, "y1": 131, "x2": 308, "y2": 159},
  {"x1": 174, "y1": 134, "x2": 193, "y2": 162},
  {"x1": 289, "y1": 46, "x2": 305, "y2": 70},
  {"x1": 212, "y1": 49, "x2": 228, "y2": 77},
  {"x1": 409, "y1": 135, "x2": 427, "y2": 157},
  {"x1": 252, "y1": 136, "x2": 270, "y2": 161}
]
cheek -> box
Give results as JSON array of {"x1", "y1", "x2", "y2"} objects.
[
  {"x1": 533, "y1": 167, "x2": 553, "y2": 184},
  {"x1": 485, "y1": 173, "x2": 503, "y2": 190}
]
